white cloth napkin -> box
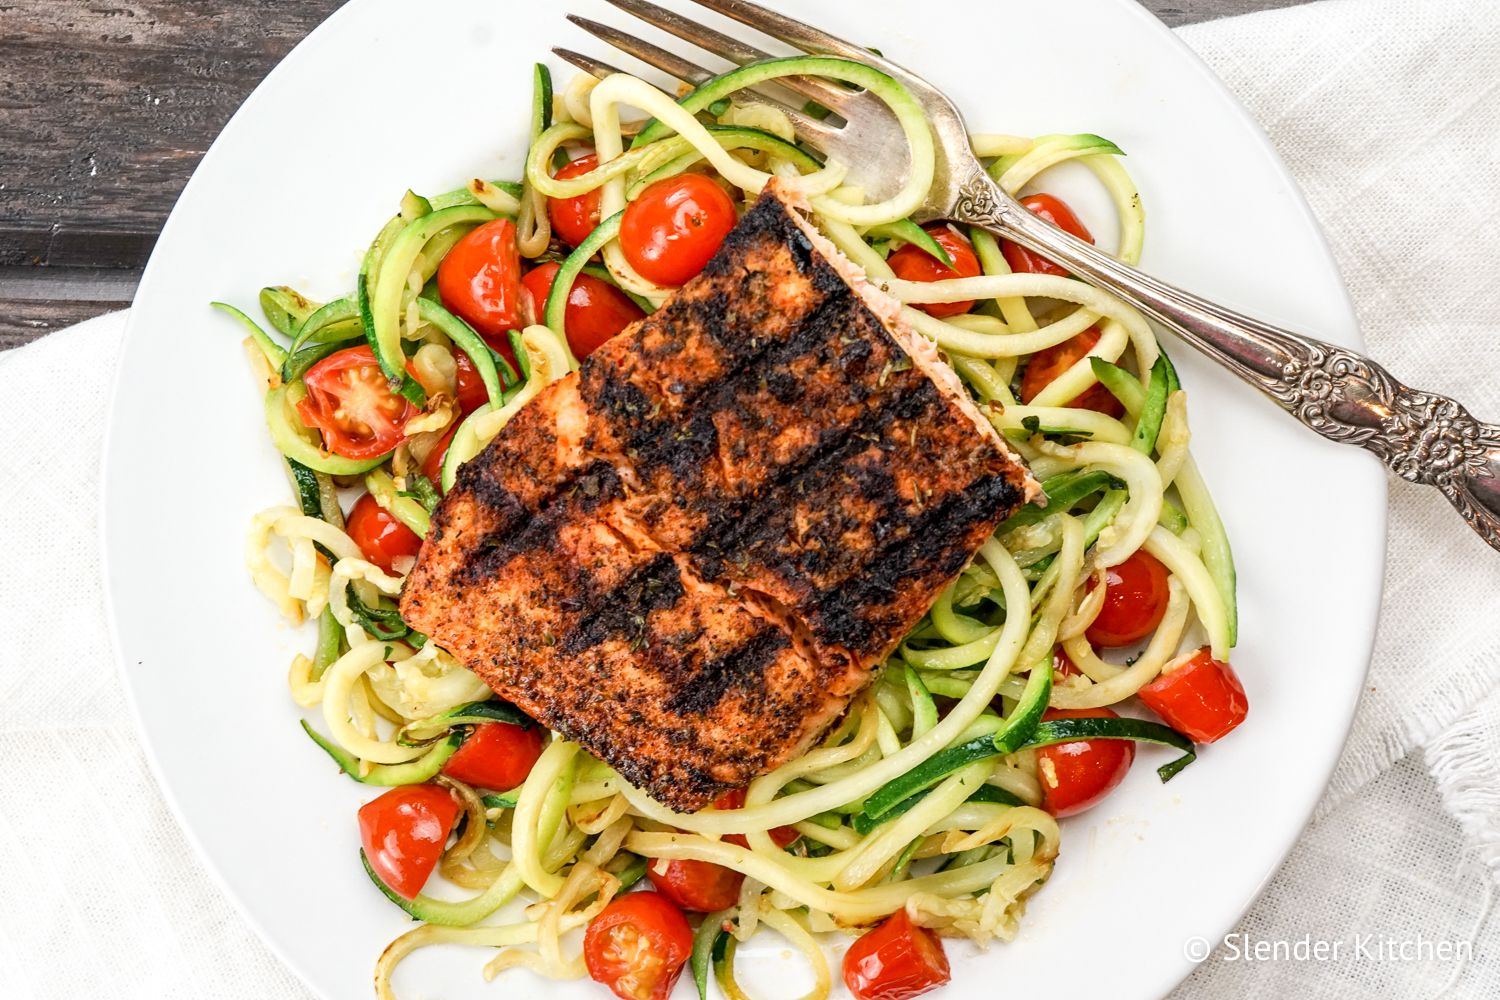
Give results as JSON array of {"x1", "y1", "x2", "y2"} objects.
[{"x1": 2, "y1": 0, "x2": 1497, "y2": 996}]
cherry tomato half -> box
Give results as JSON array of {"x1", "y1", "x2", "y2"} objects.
[
  {"x1": 297, "y1": 345, "x2": 416, "y2": 460},
  {"x1": 357, "y1": 783, "x2": 460, "y2": 900},
  {"x1": 421, "y1": 426, "x2": 456, "y2": 491},
  {"x1": 646, "y1": 859, "x2": 743, "y2": 913},
  {"x1": 1002, "y1": 193, "x2": 1094, "y2": 278},
  {"x1": 713, "y1": 788, "x2": 800, "y2": 849},
  {"x1": 887, "y1": 223, "x2": 983, "y2": 319},
  {"x1": 584, "y1": 891, "x2": 693, "y2": 1000},
  {"x1": 1036, "y1": 707, "x2": 1136, "y2": 818},
  {"x1": 1085, "y1": 550, "x2": 1171, "y2": 648},
  {"x1": 346, "y1": 493, "x2": 422, "y2": 573},
  {"x1": 548, "y1": 152, "x2": 603, "y2": 248},
  {"x1": 522, "y1": 261, "x2": 645, "y2": 360},
  {"x1": 620, "y1": 174, "x2": 738, "y2": 287},
  {"x1": 453, "y1": 349, "x2": 490, "y2": 415},
  {"x1": 1139, "y1": 647, "x2": 1249, "y2": 743},
  {"x1": 842, "y1": 907, "x2": 951, "y2": 1000},
  {"x1": 441, "y1": 721, "x2": 546, "y2": 792},
  {"x1": 437, "y1": 218, "x2": 528, "y2": 347},
  {"x1": 1019, "y1": 326, "x2": 1124, "y2": 417},
  {"x1": 1053, "y1": 646, "x2": 1082, "y2": 680}
]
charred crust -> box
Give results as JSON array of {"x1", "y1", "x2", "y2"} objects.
[
  {"x1": 558, "y1": 553, "x2": 684, "y2": 656},
  {"x1": 400, "y1": 187, "x2": 1034, "y2": 811},
  {"x1": 664, "y1": 629, "x2": 789, "y2": 717}
]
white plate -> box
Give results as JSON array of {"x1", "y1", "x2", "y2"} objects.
[{"x1": 102, "y1": 0, "x2": 1386, "y2": 997}]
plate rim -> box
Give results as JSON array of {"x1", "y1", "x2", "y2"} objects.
[{"x1": 99, "y1": 1, "x2": 1389, "y2": 997}]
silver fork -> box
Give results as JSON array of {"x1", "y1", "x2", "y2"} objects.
[{"x1": 564, "y1": 0, "x2": 1500, "y2": 553}]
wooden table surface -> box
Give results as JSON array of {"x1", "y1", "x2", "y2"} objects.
[{"x1": 0, "y1": 0, "x2": 1303, "y2": 349}]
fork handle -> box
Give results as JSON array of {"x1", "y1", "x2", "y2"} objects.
[{"x1": 949, "y1": 168, "x2": 1500, "y2": 552}]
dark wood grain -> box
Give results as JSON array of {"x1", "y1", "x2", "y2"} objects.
[{"x1": 0, "y1": 0, "x2": 1301, "y2": 347}]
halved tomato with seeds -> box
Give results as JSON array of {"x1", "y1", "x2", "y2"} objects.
[{"x1": 296, "y1": 345, "x2": 415, "y2": 459}]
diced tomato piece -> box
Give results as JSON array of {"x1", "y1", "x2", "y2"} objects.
[
  {"x1": 1085, "y1": 550, "x2": 1171, "y2": 648},
  {"x1": 522, "y1": 261, "x2": 644, "y2": 359},
  {"x1": 887, "y1": 223, "x2": 983, "y2": 318},
  {"x1": 1139, "y1": 647, "x2": 1249, "y2": 743},
  {"x1": 646, "y1": 859, "x2": 743, "y2": 913},
  {"x1": 548, "y1": 152, "x2": 604, "y2": 248},
  {"x1": 712, "y1": 789, "x2": 800, "y2": 849},
  {"x1": 1019, "y1": 326, "x2": 1124, "y2": 417},
  {"x1": 1036, "y1": 707, "x2": 1136, "y2": 817},
  {"x1": 452, "y1": 349, "x2": 490, "y2": 415},
  {"x1": 357, "y1": 784, "x2": 460, "y2": 900},
  {"x1": 584, "y1": 891, "x2": 693, "y2": 1000},
  {"x1": 346, "y1": 493, "x2": 421, "y2": 572},
  {"x1": 441, "y1": 721, "x2": 546, "y2": 791},
  {"x1": 421, "y1": 426, "x2": 457, "y2": 492},
  {"x1": 437, "y1": 218, "x2": 528, "y2": 348},
  {"x1": 842, "y1": 908, "x2": 951, "y2": 1000},
  {"x1": 620, "y1": 174, "x2": 738, "y2": 287},
  {"x1": 1002, "y1": 192, "x2": 1093, "y2": 277},
  {"x1": 297, "y1": 345, "x2": 415, "y2": 459}
]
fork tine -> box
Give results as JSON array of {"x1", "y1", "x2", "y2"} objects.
[
  {"x1": 566, "y1": 14, "x2": 713, "y2": 85},
  {"x1": 562, "y1": 22, "x2": 835, "y2": 141},
  {"x1": 604, "y1": 0, "x2": 859, "y2": 113},
  {"x1": 681, "y1": 0, "x2": 871, "y2": 63},
  {"x1": 552, "y1": 46, "x2": 629, "y2": 80}
]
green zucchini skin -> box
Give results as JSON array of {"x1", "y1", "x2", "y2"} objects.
[
  {"x1": 368, "y1": 204, "x2": 498, "y2": 384},
  {"x1": 263, "y1": 384, "x2": 388, "y2": 475},
  {"x1": 212, "y1": 301, "x2": 287, "y2": 367},
  {"x1": 863, "y1": 660, "x2": 1053, "y2": 820},
  {"x1": 1001, "y1": 469, "x2": 1118, "y2": 532},
  {"x1": 359, "y1": 848, "x2": 522, "y2": 926},
  {"x1": 851, "y1": 780, "x2": 1025, "y2": 836},
  {"x1": 259, "y1": 286, "x2": 322, "y2": 337},
  {"x1": 544, "y1": 210, "x2": 624, "y2": 363},
  {"x1": 532, "y1": 63, "x2": 553, "y2": 139},
  {"x1": 1022, "y1": 717, "x2": 1197, "y2": 781},
  {"x1": 415, "y1": 299, "x2": 506, "y2": 408},
  {"x1": 302, "y1": 721, "x2": 460, "y2": 785},
  {"x1": 866, "y1": 218, "x2": 953, "y2": 268}
]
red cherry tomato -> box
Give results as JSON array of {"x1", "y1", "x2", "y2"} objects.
[
  {"x1": 357, "y1": 783, "x2": 460, "y2": 900},
  {"x1": 522, "y1": 262, "x2": 645, "y2": 360},
  {"x1": 421, "y1": 425, "x2": 457, "y2": 492},
  {"x1": 437, "y1": 218, "x2": 528, "y2": 348},
  {"x1": 887, "y1": 223, "x2": 983, "y2": 319},
  {"x1": 1053, "y1": 646, "x2": 1082, "y2": 679},
  {"x1": 1002, "y1": 193, "x2": 1094, "y2": 277},
  {"x1": 296, "y1": 345, "x2": 416, "y2": 460},
  {"x1": 345, "y1": 493, "x2": 422, "y2": 573},
  {"x1": 548, "y1": 152, "x2": 603, "y2": 248},
  {"x1": 620, "y1": 174, "x2": 738, "y2": 287},
  {"x1": 842, "y1": 908, "x2": 951, "y2": 1000},
  {"x1": 1085, "y1": 550, "x2": 1171, "y2": 647},
  {"x1": 584, "y1": 891, "x2": 693, "y2": 1000},
  {"x1": 1019, "y1": 326, "x2": 1124, "y2": 417},
  {"x1": 1036, "y1": 708, "x2": 1136, "y2": 818},
  {"x1": 440, "y1": 721, "x2": 547, "y2": 791},
  {"x1": 1139, "y1": 647, "x2": 1249, "y2": 743},
  {"x1": 713, "y1": 789, "x2": 800, "y2": 849},
  {"x1": 453, "y1": 349, "x2": 490, "y2": 415},
  {"x1": 403, "y1": 351, "x2": 487, "y2": 417},
  {"x1": 645, "y1": 859, "x2": 743, "y2": 913}
]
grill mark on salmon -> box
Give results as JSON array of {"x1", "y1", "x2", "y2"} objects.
[
  {"x1": 401, "y1": 183, "x2": 1037, "y2": 811},
  {"x1": 557, "y1": 552, "x2": 684, "y2": 657}
]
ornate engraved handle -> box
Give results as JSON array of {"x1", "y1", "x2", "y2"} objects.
[{"x1": 951, "y1": 168, "x2": 1500, "y2": 551}]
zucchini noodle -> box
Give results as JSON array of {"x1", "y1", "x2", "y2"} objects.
[{"x1": 230, "y1": 58, "x2": 1242, "y2": 1000}]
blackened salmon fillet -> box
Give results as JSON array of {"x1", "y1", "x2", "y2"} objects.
[{"x1": 400, "y1": 183, "x2": 1038, "y2": 811}]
